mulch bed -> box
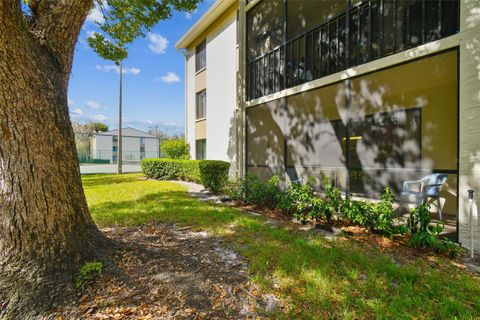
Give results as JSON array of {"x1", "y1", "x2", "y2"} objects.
[
  {"x1": 47, "y1": 223, "x2": 273, "y2": 319},
  {"x1": 230, "y1": 201, "x2": 474, "y2": 269}
]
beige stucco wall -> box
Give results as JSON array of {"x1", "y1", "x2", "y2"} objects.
[
  {"x1": 458, "y1": 0, "x2": 480, "y2": 248},
  {"x1": 195, "y1": 69, "x2": 206, "y2": 93},
  {"x1": 195, "y1": 119, "x2": 206, "y2": 140}
]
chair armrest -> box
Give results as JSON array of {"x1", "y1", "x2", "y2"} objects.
[
  {"x1": 423, "y1": 183, "x2": 444, "y2": 195},
  {"x1": 403, "y1": 180, "x2": 423, "y2": 193}
]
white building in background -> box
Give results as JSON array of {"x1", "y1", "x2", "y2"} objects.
[{"x1": 90, "y1": 127, "x2": 159, "y2": 163}]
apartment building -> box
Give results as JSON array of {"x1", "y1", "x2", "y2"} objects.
[
  {"x1": 90, "y1": 127, "x2": 159, "y2": 163},
  {"x1": 177, "y1": 0, "x2": 480, "y2": 247},
  {"x1": 177, "y1": 0, "x2": 239, "y2": 166}
]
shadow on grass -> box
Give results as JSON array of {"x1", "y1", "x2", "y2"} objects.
[{"x1": 87, "y1": 186, "x2": 480, "y2": 319}]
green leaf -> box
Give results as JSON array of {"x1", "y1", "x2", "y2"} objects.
[{"x1": 87, "y1": 0, "x2": 203, "y2": 62}]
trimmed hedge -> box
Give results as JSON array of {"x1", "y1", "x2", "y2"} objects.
[
  {"x1": 141, "y1": 158, "x2": 230, "y2": 193},
  {"x1": 141, "y1": 158, "x2": 201, "y2": 182},
  {"x1": 199, "y1": 160, "x2": 231, "y2": 194}
]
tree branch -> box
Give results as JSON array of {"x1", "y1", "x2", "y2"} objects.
[{"x1": 29, "y1": 0, "x2": 93, "y2": 80}]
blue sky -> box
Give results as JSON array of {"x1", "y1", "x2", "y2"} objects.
[{"x1": 68, "y1": 1, "x2": 214, "y2": 136}]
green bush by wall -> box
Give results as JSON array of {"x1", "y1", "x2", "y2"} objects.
[
  {"x1": 199, "y1": 160, "x2": 230, "y2": 194},
  {"x1": 160, "y1": 139, "x2": 190, "y2": 159},
  {"x1": 141, "y1": 158, "x2": 230, "y2": 193}
]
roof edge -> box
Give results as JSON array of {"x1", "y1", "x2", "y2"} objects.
[{"x1": 175, "y1": 0, "x2": 236, "y2": 50}]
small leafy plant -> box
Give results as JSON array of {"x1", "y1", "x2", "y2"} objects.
[
  {"x1": 75, "y1": 261, "x2": 103, "y2": 288},
  {"x1": 368, "y1": 187, "x2": 396, "y2": 235},
  {"x1": 321, "y1": 177, "x2": 343, "y2": 222},
  {"x1": 342, "y1": 198, "x2": 371, "y2": 226},
  {"x1": 227, "y1": 174, "x2": 282, "y2": 209},
  {"x1": 407, "y1": 203, "x2": 460, "y2": 256},
  {"x1": 279, "y1": 179, "x2": 316, "y2": 221}
]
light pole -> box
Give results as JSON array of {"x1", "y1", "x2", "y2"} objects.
[{"x1": 117, "y1": 60, "x2": 123, "y2": 174}]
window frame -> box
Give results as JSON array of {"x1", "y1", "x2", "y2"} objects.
[
  {"x1": 196, "y1": 139, "x2": 206, "y2": 160},
  {"x1": 196, "y1": 90, "x2": 207, "y2": 120},
  {"x1": 195, "y1": 40, "x2": 206, "y2": 72}
]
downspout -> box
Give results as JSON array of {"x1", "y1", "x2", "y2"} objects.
[
  {"x1": 178, "y1": 48, "x2": 189, "y2": 147},
  {"x1": 238, "y1": 0, "x2": 246, "y2": 179}
]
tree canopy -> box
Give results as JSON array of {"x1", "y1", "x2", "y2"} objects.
[{"x1": 87, "y1": 0, "x2": 200, "y2": 62}]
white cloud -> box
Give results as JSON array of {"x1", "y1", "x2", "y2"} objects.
[
  {"x1": 68, "y1": 98, "x2": 75, "y2": 106},
  {"x1": 85, "y1": 3, "x2": 105, "y2": 24},
  {"x1": 156, "y1": 72, "x2": 180, "y2": 84},
  {"x1": 185, "y1": 8, "x2": 198, "y2": 20},
  {"x1": 70, "y1": 108, "x2": 84, "y2": 116},
  {"x1": 95, "y1": 64, "x2": 141, "y2": 75},
  {"x1": 85, "y1": 100, "x2": 108, "y2": 110},
  {"x1": 92, "y1": 114, "x2": 108, "y2": 121},
  {"x1": 147, "y1": 33, "x2": 168, "y2": 54},
  {"x1": 86, "y1": 30, "x2": 96, "y2": 39}
]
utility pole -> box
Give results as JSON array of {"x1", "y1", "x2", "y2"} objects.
[{"x1": 117, "y1": 60, "x2": 123, "y2": 174}]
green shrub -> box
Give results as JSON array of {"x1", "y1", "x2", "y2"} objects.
[
  {"x1": 343, "y1": 198, "x2": 371, "y2": 226},
  {"x1": 319, "y1": 177, "x2": 343, "y2": 222},
  {"x1": 199, "y1": 160, "x2": 230, "y2": 194},
  {"x1": 368, "y1": 187, "x2": 397, "y2": 235},
  {"x1": 142, "y1": 158, "x2": 201, "y2": 182},
  {"x1": 75, "y1": 261, "x2": 103, "y2": 288},
  {"x1": 283, "y1": 180, "x2": 316, "y2": 221},
  {"x1": 245, "y1": 174, "x2": 282, "y2": 209},
  {"x1": 407, "y1": 203, "x2": 460, "y2": 256},
  {"x1": 224, "y1": 180, "x2": 244, "y2": 202},
  {"x1": 226, "y1": 174, "x2": 282, "y2": 209},
  {"x1": 278, "y1": 178, "x2": 333, "y2": 222},
  {"x1": 160, "y1": 139, "x2": 190, "y2": 159},
  {"x1": 342, "y1": 187, "x2": 399, "y2": 236},
  {"x1": 322, "y1": 177, "x2": 342, "y2": 213},
  {"x1": 142, "y1": 158, "x2": 230, "y2": 192}
]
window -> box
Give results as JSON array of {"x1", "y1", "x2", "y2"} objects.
[
  {"x1": 140, "y1": 137, "x2": 145, "y2": 144},
  {"x1": 196, "y1": 90, "x2": 206, "y2": 119},
  {"x1": 196, "y1": 139, "x2": 206, "y2": 160},
  {"x1": 113, "y1": 146, "x2": 118, "y2": 152},
  {"x1": 195, "y1": 40, "x2": 206, "y2": 71}
]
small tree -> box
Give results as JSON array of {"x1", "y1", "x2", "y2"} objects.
[
  {"x1": 91, "y1": 122, "x2": 109, "y2": 133},
  {"x1": 161, "y1": 139, "x2": 190, "y2": 159}
]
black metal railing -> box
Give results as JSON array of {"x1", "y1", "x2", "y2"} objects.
[{"x1": 246, "y1": 0, "x2": 459, "y2": 101}]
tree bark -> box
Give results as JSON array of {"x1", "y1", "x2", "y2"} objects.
[{"x1": 0, "y1": 1, "x2": 106, "y2": 318}]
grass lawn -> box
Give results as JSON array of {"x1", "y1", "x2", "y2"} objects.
[{"x1": 83, "y1": 173, "x2": 480, "y2": 319}]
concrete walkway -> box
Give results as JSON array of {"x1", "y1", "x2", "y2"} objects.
[{"x1": 80, "y1": 164, "x2": 141, "y2": 174}]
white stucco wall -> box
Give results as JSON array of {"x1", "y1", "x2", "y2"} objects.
[
  {"x1": 122, "y1": 137, "x2": 140, "y2": 160},
  {"x1": 93, "y1": 135, "x2": 113, "y2": 161},
  {"x1": 458, "y1": 0, "x2": 480, "y2": 249},
  {"x1": 144, "y1": 138, "x2": 159, "y2": 158},
  {"x1": 186, "y1": 50, "x2": 197, "y2": 160},
  {"x1": 205, "y1": 12, "x2": 237, "y2": 163}
]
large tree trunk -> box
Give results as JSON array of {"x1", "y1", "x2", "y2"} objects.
[{"x1": 0, "y1": 1, "x2": 106, "y2": 318}]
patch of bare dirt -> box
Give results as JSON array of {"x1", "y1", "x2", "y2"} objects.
[{"x1": 46, "y1": 223, "x2": 269, "y2": 319}]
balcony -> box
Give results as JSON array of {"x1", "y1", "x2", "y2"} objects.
[{"x1": 246, "y1": 0, "x2": 459, "y2": 101}]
